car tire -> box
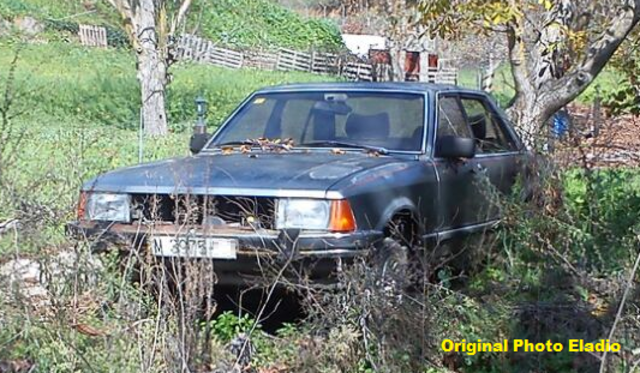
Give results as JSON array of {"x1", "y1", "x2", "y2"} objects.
[{"x1": 372, "y1": 237, "x2": 409, "y2": 304}]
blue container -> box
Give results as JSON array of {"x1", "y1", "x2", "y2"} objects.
[{"x1": 551, "y1": 110, "x2": 570, "y2": 138}]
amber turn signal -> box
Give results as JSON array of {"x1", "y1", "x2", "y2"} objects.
[
  {"x1": 329, "y1": 199, "x2": 357, "y2": 232},
  {"x1": 77, "y1": 192, "x2": 87, "y2": 220}
]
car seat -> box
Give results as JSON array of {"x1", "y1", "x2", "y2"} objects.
[
  {"x1": 468, "y1": 114, "x2": 486, "y2": 140},
  {"x1": 345, "y1": 113, "x2": 390, "y2": 140}
]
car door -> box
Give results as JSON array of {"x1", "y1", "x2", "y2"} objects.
[
  {"x1": 432, "y1": 93, "x2": 482, "y2": 233},
  {"x1": 458, "y1": 94, "x2": 523, "y2": 224}
]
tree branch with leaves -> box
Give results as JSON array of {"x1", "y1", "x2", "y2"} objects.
[{"x1": 420, "y1": 0, "x2": 640, "y2": 147}]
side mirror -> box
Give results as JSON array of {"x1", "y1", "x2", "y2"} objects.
[
  {"x1": 436, "y1": 136, "x2": 476, "y2": 159},
  {"x1": 190, "y1": 133, "x2": 211, "y2": 154}
]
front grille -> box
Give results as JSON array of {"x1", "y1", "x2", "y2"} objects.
[{"x1": 130, "y1": 194, "x2": 276, "y2": 229}]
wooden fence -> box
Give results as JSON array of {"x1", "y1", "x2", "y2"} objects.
[
  {"x1": 78, "y1": 24, "x2": 107, "y2": 48},
  {"x1": 176, "y1": 34, "x2": 457, "y2": 84},
  {"x1": 75, "y1": 29, "x2": 457, "y2": 84},
  {"x1": 178, "y1": 34, "x2": 244, "y2": 68}
]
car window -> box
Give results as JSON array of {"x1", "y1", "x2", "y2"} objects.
[
  {"x1": 460, "y1": 97, "x2": 517, "y2": 153},
  {"x1": 437, "y1": 96, "x2": 472, "y2": 138},
  {"x1": 211, "y1": 92, "x2": 426, "y2": 152},
  {"x1": 281, "y1": 99, "x2": 315, "y2": 140},
  {"x1": 219, "y1": 96, "x2": 277, "y2": 140},
  {"x1": 332, "y1": 95, "x2": 425, "y2": 147}
]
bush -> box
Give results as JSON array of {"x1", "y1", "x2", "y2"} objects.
[
  {"x1": 563, "y1": 168, "x2": 640, "y2": 272},
  {"x1": 191, "y1": 0, "x2": 344, "y2": 51}
]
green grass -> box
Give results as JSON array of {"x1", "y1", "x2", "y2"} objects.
[
  {"x1": 0, "y1": 0, "x2": 119, "y2": 26},
  {"x1": 0, "y1": 39, "x2": 335, "y2": 131},
  {"x1": 191, "y1": 0, "x2": 343, "y2": 50},
  {"x1": 0, "y1": 0, "x2": 343, "y2": 50}
]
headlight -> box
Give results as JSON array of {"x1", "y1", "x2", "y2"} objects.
[
  {"x1": 276, "y1": 199, "x2": 357, "y2": 232},
  {"x1": 276, "y1": 199, "x2": 330, "y2": 230},
  {"x1": 85, "y1": 193, "x2": 131, "y2": 223}
]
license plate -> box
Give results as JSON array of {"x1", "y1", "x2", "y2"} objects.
[{"x1": 152, "y1": 236, "x2": 238, "y2": 259}]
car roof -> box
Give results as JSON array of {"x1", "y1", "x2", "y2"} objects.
[{"x1": 254, "y1": 82, "x2": 468, "y2": 94}]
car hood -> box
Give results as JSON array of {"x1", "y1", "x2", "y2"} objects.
[{"x1": 83, "y1": 151, "x2": 399, "y2": 198}]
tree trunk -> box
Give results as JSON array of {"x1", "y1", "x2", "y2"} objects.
[
  {"x1": 505, "y1": 93, "x2": 554, "y2": 149},
  {"x1": 383, "y1": 0, "x2": 408, "y2": 82},
  {"x1": 136, "y1": 0, "x2": 168, "y2": 136},
  {"x1": 388, "y1": 47, "x2": 405, "y2": 81},
  {"x1": 504, "y1": 1, "x2": 640, "y2": 148}
]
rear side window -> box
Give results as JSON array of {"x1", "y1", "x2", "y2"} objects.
[
  {"x1": 459, "y1": 97, "x2": 517, "y2": 153},
  {"x1": 437, "y1": 96, "x2": 472, "y2": 138}
]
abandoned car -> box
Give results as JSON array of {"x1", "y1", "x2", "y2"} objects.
[{"x1": 67, "y1": 82, "x2": 530, "y2": 285}]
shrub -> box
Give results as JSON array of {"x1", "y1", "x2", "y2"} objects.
[{"x1": 190, "y1": 0, "x2": 343, "y2": 51}]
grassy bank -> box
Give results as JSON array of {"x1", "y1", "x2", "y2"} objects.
[
  {"x1": 0, "y1": 0, "x2": 343, "y2": 51},
  {"x1": 0, "y1": 40, "x2": 333, "y2": 130}
]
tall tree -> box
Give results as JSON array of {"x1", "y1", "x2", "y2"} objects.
[
  {"x1": 420, "y1": 0, "x2": 640, "y2": 146},
  {"x1": 107, "y1": 0, "x2": 192, "y2": 136}
]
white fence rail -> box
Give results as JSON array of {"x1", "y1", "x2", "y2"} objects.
[
  {"x1": 78, "y1": 24, "x2": 107, "y2": 48},
  {"x1": 177, "y1": 35, "x2": 244, "y2": 69}
]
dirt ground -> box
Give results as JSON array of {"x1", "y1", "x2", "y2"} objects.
[{"x1": 556, "y1": 104, "x2": 640, "y2": 167}]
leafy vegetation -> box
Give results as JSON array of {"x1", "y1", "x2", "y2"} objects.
[
  {"x1": 0, "y1": 0, "x2": 343, "y2": 51},
  {"x1": 191, "y1": 0, "x2": 343, "y2": 50},
  {"x1": 0, "y1": 0, "x2": 113, "y2": 23},
  {"x1": 600, "y1": 31, "x2": 640, "y2": 115}
]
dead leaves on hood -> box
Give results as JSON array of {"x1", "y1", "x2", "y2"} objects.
[
  {"x1": 218, "y1": 138, "x2": 383, "y2": 156},
  {"x1": 220, "y1": 138, "x2": 296, "y2": 155}
]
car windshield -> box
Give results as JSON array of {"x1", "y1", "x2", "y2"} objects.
[{"x1": 208, "y1": 91, "x2": 426, "y2": 152}]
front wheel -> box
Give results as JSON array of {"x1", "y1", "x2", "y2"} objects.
[{"x1": 372, "y1": 237, "x2": 409, "y2": 303}]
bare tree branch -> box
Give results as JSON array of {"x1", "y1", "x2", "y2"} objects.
[{"x1": 170, "y1": 0, "x2": 192, "y2": 36}]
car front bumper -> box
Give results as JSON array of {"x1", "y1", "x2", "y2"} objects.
[{"x1": 66, "y1": 221, "x2": 383, "y2": 286}]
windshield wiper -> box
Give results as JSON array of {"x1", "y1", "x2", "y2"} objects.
[
  {"x1": 215, "y1": 140, "x2": 261, "y2": 147},
  {"x1": 299, "y1": 141, "x2": 389, "y2": 155}
]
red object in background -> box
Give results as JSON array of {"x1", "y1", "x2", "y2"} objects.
[
  {"x1": 428, "y1": 54, "x2": 439, "y2": 69},
  {"x1": 368, "y1": 50, "x2": 441, "y2": 81},
  {"x1": 369, "y1": 49, "x2": 391, "y2": 64},
  {"x1": 405, "y1": 51, "x2": 420, "y2": 80}
]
